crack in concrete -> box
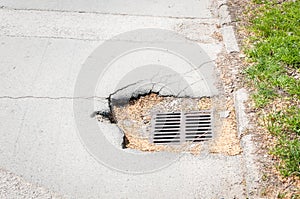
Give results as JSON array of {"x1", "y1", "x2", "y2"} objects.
[
  {"x1": 0, "y1": 96, "x2": 106, "y2": 100},
  {"x1": 105, "y1": 61, "x2": 216, "y2": 107},
  {"x1": 176, "y1": 79, "x2": 205, "y2": 97},
  {"x1": 0, "y1": 60, "x2": 216, "y2": 103},
  {"x1": 106, "y1": 80, "x2": 144, "y2": 114},
  {"x1": 106, "y1": 80, "x2": 144, "y2": 99},
  {"x1": 221, "y1": 21, "x2": 238, "y2": 26},
  {"x1": 1, "y1": 34, "x2": 218, "y2": 44},
  {"x1": 1, "y1": 34, "x2": 101, "y2": 42},
  {"x1": 13, "y1": 110, "x2": 27, "y2": 156},
  {"x1": 0, "y1": 6, "x2": 216, "y2": 21},
  {"x1": 218, "y1": 3, "x2": 228, "y2": 9},
  {"x1": 106, "y1": 62, "x2": 212, "y2": 101}
]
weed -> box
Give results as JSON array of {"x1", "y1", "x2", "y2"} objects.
[
  {"x1": 268, "y1": 106, "x2": 300, "y2": 176},
  {"x1": 244, "y1": 0, "x2": 300, "y2": 179},
  {"x1": 277, "y1": 192, "x2": 286, "y2": 199},
  {"x1": 272, "y1": 137, "x2": 300, "y2": 177}
]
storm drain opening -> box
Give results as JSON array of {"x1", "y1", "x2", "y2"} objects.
[
  {"x1": 95, "y1": 91, "x2": 242, "y2": 155},
  {"x1": 106, "y1": 92, "x2": 215, "y2": 153},
  {"x1": 151, "y1": 111, "x2": 213, "y2": 145}
]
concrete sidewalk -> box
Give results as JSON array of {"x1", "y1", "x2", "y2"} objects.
[{"x1": 0, "y1": 0, "x2": 258, "y2": 198}]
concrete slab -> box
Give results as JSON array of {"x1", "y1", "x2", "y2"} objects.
[
  {"x1": 0, "y1": 9, "x2": 219, "y2": 42},
  {"x1": 0, "y1": 98, "x2": 245, "y2": 198},
  {"x1": 0, "y1": 36, "x2": 221, "y2": 98},
  {"x1": 0, "y1": 168, "x2": 62, "y2": 198},
  {"x1": 0, "y1": 0, "x2": 256, "y2": 198},
  {"x1": 0, "y1": 0, "x2": 213, "y2": 18},
  {"x1": 0, "y1": 36, "x2": 98, "y2": 97}
]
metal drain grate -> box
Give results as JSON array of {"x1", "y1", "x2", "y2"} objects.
[{"x1": 150, "y1": 111, "x2": 213, "y2": 145}]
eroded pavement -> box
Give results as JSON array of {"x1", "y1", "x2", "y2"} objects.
[{"x1": 0, "y1": 0, "x2": 260, "y2": 198}]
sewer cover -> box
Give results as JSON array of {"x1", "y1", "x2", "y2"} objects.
[{"x1": 150, "y1": 111, "x2": 213, "y2": 145}]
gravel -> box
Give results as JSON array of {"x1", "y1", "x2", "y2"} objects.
[{"x1": 0, "y1": 168, "x2": 62, "y2": 199}]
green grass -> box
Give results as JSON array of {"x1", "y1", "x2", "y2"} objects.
[
  {"x1": 272, "y1": 138, "x2": 300, "y2": 177},
  {"x1": 244, "y1": 0, "x2": 300, "y2": 179},
  {"x1": 268, "y1": 106, "x2": 300, "y2": 136},
  {"x1": 268, "y1": 107, "x2": 300, "y2": 177},
  {"x1": 245, "y1": 0, "x2": 300, "y2": 107}
]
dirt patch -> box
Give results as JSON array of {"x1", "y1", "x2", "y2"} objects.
[
  {"x1": 210, "y1": 50, "x2": 244, "y2": 156},
  {"x1": 211, "y1": 31, "x2": 223, "y2": 42},
  {"x1": 209, "y1": 98, "x2": 242, "y2": 156},
  {"x1": 109, "y1": 92, "x2": 241, "y2": 155},
  {"x1": 227, "y1": 0, "x2": 300, "y2": 197},
  {"x1": 112, "y1": 93, "x2": 209, "y2": 153}
]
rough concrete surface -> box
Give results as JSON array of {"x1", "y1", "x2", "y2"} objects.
[
  {"x1": 0, "y1": 0, "x2": 258, "y2": 198},
  {"x1": 0, "y1": 168, "x2": 62, "y2": 199}
]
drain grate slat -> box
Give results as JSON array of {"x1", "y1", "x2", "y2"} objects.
[
  {"x1": 156, "y1": 120, "x2": 181, "y2": 122},
  {"x1": 185, "y1": 131, "x2": 212, "y2": 134},
  {"x1": 155, "y1": 127, "x2": 180, "y2": 129},
  {"x1": 150, "y1": 111, "x2": 213, "y2": 145},
  {"x1": 154, "y1": 138, "x2": 181, "y2": 141},
  {"x1": 186, "y1": 125, "x2": 211, "y2": 128},
  {"x1": 156, "y1": 113, "x2": 181, "y2": 115},
  {"x1": 185, "y1": 129, "x2": 211, "y2": 131},
  {"x1": 156, "y1": 124, "x2": 180, "y2": 127},
  {"x1": 154, "y1": 136, "x2": 180, "y2": 138},
  {"x1": 154, "y1": 141, "x2": 181, "y2": 143},
  {"x1": 154, "y1": 137, "x2": 181, "y2": 139},
  {"x1": 154, "y1": 132, "x2": 180, "y2": 135}
]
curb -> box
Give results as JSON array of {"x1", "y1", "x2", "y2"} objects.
[
  {"x1": 234, "y1": 88, "x2": 260, "y2": 197},
  {"x1": 217, "y1": 0, "x2": 240, "y2": 53},
  {"x1": 217, "y1": 1, "x2": 261, "y2": 196}
]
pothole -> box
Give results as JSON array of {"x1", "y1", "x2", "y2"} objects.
[
  {"x1": 100, "y1": 92, "x2": 214, "y2": 154},
  {"x1": 94, "y1": 91, "x2": 242, "y2": 156}
]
